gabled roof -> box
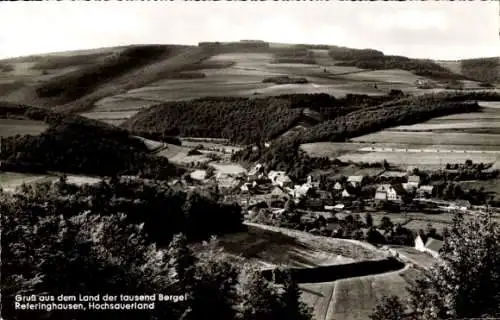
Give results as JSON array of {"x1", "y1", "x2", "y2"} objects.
[
  {"x1": 424, "y1": 237, "x2": 443, "y2": 253},
  {"x1": 347, "y1": 176, "x2": 364, "y2": 183},
  {"x1": 391, "y1": 183, "x2": 406, "y2": 195},
  {"x1": 418, "y1": 185, "x2": 434, "y2": 192}
]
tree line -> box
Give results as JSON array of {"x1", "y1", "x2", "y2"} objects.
[{"x1": 0, "y1": 114, "x2": 182, "y2": 179}]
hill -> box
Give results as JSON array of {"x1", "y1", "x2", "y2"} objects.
[
  {"x1": 0, "y1": 102, "x2": 181, "y2": 179},
  {"x1": 233, "y1": 91, "x2": 500, "y2": 178},
  {"x1": 121, "y1": 93, "x2": 406, "y2": 145},
  {"x1": 0, "y1": 44, "x2": 211, "y2": 113},
  {"x1": 0, "y1": 42, "x2": 497, "y2": 125}
]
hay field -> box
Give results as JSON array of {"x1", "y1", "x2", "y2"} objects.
[
  {"x1": 210, "y1": 163, "x2": 247, "y2": 175},
  {"x1": 0, "y1": 118, "x2": 48, "y2": 137},
  {"x1": 156, "y1": 143, "x2": 211, "y2": 165},
  {"x1": 244, "y1": 222, "x2": 385, "y2": 261},
  {"x1": 352, "y1": 131, "x2": 500, "y2": 147},
  {"x1": 338, "y1": 151, "x2": 499, "y2": 170},
  {"x1": 210, "y1": 222, "x2": 384, "y2": 271},
  {"x1": 0, "y1": 172, "x2": 56, "y2": 193}
]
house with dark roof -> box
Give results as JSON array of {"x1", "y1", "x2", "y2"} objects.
[
  {"x1": 415, "y1": 235, "x2": 443, "y2": 258},
  {"x1": 347, "y1": 176, "x2": 364, "y2": 188},
  {"x1": 417, "y1": 185, "x2": 434, "y2": 198}
]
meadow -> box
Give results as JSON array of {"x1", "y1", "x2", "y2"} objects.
[{"x1": 300, "y1": 265, "x2": 421, "y2": 320}]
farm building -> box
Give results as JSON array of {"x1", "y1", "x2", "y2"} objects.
[
  {"x1": 402, "y1": 183, "x2": 417, "y2": 192},
  {"x1": 341, "y1": 189, "x2": 353, "y2": 198},
  {"x1": 417, "y1": 185, "x2": 434, "y2": 198},
  {"x1": 190, "y1": 170, "x2": 207, "y2": 181},
  {"x1": 248, "y1": 163, "x2": 265, "y2": 178},
  {"x1": 291, "y1": 183, "x2": 313, "y2": 199},
  {"x1": 268, "y1": 171, "x2": 293, "y2": 188},
  {"x1": 375, "y1": 184, "x2": 405, "y2": 202},
  {"x1": 347, "y1": 175, "x2": 364, "y2": 188},
  {"x1": 415, "y1": 235, "x2": 443, "y2": 258}
]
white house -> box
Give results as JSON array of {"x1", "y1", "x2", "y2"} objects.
[
  {"x1": 407, "y1": 175, "x2": 421, "y2": 188},
  {"x1": 402, "y1": 183, "x2": 417, "y2": 192},
  {"x1": 376, "y1": 184, "x2": 403, "y2": 202},
  {"x1": 341, "y1": 189, "x2": 353, "y2": 198},
  {"x1": 306, "y1": 175, "x2": 320, "y2": 189},
  {"x1": 414, "y1": 235, "x2": 426, "y2": 251},
  {"x1": 415, "y1": 235, "x2": 443, "y2": 258},
  {"x1": 268, "y1": 171, "x2": 293, "y2": 188},
  {"x1": 333, "y1": 182, "x2": 343, "y2": 191},
  {"x1": 417, "y1": 185, "x2": 434, "y2": 198},
  {"x1": 292, "y1": 184, "x2": 312, "y2": 199},
  {"x1": 347, "y1": 176, "x2": 364, "y2": 188}
]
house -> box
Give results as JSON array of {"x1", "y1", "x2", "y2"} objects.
[
  {"x1": 268, "y1": 171, "x2": 293, "y2": 188},
  {"x1": 347, "y1": 176, "x2": 364, "y2": 188},
  {"x1": 240, "y1": 183, "x2": 252, "y2": 193},
  {"x1": 190, "y1": 170, "x2": 207, "y2": 181},
  {"x1": 417, "y1": 185, "x2": 434, "y2": 198},
  {"x1": 415, "y1": 235, "x2": 443, "y2": 258},
  {"x1": 269, "y1": 186, "x2": 290, "y2": 200},
  {"x1": 341, "y1": 189, "x2": 353, "y2": 198},
  {"x1": 402, "y1": 183, "x2": 417, "y2": 192},
  {"x1": 170, "y1": 179, "x2": 184, "y2": 188},
  {"x1": 374, "y1": 191, "x2": 388, "y2": 202},
  {"x1": 325, "y1": 203, "x2": 344, "y2": 211},
  {"x1": 407, "y1": 175, "x2": 421, "y2": 188},
  {"x1": 414, "y1": 234, "x2": 426, "y2": 251},
  {"x1": 333, "y1": 182, "x2": 343, "y2": 191},
  {"x1": 248, "y1": 163, "x2": 264, "y2": 177},
  {"x1": 292, "y1": 184, "x2": 313, "y2": 199},
  {"x1": 454, "y1": 200, "x2": 471, "y2": 211},
  {"x1": 376, "y1": 184, "x2": 404, "y2": 202},
  {"x1": 306, "y1": 175, "x2": 320, "y2": 189}
]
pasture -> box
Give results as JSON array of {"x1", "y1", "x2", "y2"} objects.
[
  {"x1": 337, "y1": 151, "x2": 499, "y2": 170},
  {"x1": 0, "y1": 172, "x2": 56, "y2": 193},
  {"x1": 0, "y1": 118, "x2": 48, "y2": 137},
  {"x1": 300, "y1": 265, "x2": 421, "y2": 320},
  {"x1": 156, "y1": 143, "x2": 211, "y2": 165}
]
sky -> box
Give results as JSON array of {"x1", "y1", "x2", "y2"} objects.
[{"x1": 0, "y1": 1, "x2": 498, "y2": 60}]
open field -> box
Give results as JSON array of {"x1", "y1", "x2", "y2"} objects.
[
  {"x1": 81, "y1": 51, "x2": 464, "y2": 124},
  {"x1": 0, "y1": 172, "x2": 56, "y2": 193},
  {"x1": 352, "y1": 131, "x2": 500, "y2": 146},
  {"x1": 0, "y1": 118, "x2": 48, "y2": 137},
  {"x1": 244, "y1": 222, "x2": 385, "y2": 261},
  {"x1": 209, "y1": 163, "x2": 247, "y2": 175},
  {"x1": 156, "y1": 143, "x2": 211, "y2": 165},
  {"x1": 300, "y1": 264, "x2": 421, "y2": 320},
  {"x1": 338, "y1": 152, "x2": 499, "y2": 170}
]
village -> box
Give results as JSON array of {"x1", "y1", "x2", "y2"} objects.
[{"x1": 167, "y1": 159, "x2": 500, "y2": 261}]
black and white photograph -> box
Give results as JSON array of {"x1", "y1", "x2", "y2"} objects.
[{"x1": 1, "y1": 1, "x2": 500, "y2": 320}]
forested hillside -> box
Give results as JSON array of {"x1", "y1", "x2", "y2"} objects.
[
  {"x1": 234, "y1": 92, "x2": 500, "y2": 178},
  {"x1": 0, "y1": 103, "x2": 181, "y2": 179},
  {"x1": 122, "y1": 96, "x2": 306, "y2": 144},
  {"x1": 122, "y1": 93, "x2": 406, "y2": 145}
]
